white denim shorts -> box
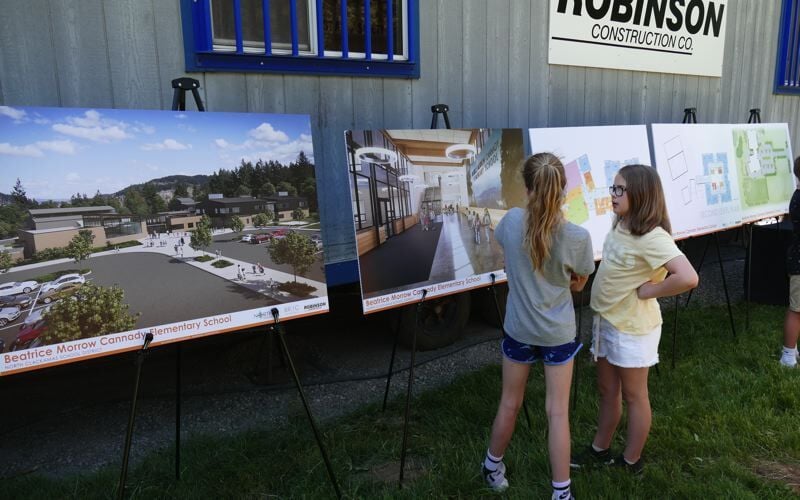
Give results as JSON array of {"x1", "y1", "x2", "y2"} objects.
[{"x1": 590, "y1": 315, "x2": 661, "y2": 368}]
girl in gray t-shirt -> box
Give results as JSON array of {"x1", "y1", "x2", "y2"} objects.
[{"x1": 482, "y1": 153, "x2": 594, "y2": 500}]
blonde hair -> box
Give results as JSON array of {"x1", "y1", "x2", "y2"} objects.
[
  {"x1": 522, "y1": 152, "x2": 566, "y2": 270},
  {"x1": 614, "y1": 164, "x2": 672, "y2": 235}
]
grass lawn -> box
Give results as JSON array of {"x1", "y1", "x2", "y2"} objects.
[{"x1": 2, "y1": 303, "x2": 799, "y2": 498}]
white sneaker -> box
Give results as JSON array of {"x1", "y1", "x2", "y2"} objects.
[
  {"x1": 552, "y1": 489, "x2": 575, "y2": 500},
  {"x1": 482, "y1": 461, "x2": 508, "y2": 492}
]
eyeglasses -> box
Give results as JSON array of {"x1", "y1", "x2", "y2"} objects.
[{"x1": 608, "y1": 185, "x2": 627, "y2": 197}]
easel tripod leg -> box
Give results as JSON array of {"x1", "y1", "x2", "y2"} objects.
[
  {"x1": 117, "y1": 333, "x2": 153, "y2": 500},
  {"x1": 714, "y1": 233, "x2": 737, "y2": 338},
  {"x1": 398, "y1": 305, "x2": 420, "y2": 486},
  {"x1": 275, "y1": 324, "x2": 342, "y2": 499},
  {"x1": 383, "y1": 318, "x2": 401, "y2": 412}
]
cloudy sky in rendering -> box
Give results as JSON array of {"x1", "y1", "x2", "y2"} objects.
[{"x1": 0, "y1": 105, "x2": 314, "y2": 200}]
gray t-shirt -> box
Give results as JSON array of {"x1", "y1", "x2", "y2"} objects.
[{"x1": 495, "y1": 207, "x2": 594, "y2": 346}]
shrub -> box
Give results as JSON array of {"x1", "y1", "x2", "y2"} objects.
[
  {"x1": 277, "y1": 281, "x2": 316, "y2": 297},
  {"x1": 194, "y1": 255, "x2": 214, "y2": 262},
  {"x1": 211, "y1": 259, "x2": 234, "y2": 268}
]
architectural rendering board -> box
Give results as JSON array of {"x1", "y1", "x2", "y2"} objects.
[
  {"x1": 0, "y1": 106, "x2": 327, "y2": 375},
  {"x1": 529, "y1": 125, "x2": 652, "y2": 260},
  {"x1": 651, "y1": 123, "x2": 794, "y2": 239},
  {"x1": 346, "y1": 129, "x2": 527, "y2": 313}
]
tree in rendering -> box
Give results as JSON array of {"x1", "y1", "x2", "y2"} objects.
[
  {"x1": 252, "y1": 212, "x2": 273, "y2": 227},
  {"x1": 276, "y1": 181, "x2": 297, "y2": 196},
  {"x1": 261, "y1": 181, "x2": 276, "y2": 196},
  {"x1": 268, "y1": 232, "x2": 316, "y2": 282},
  {"x1": 230, "y1": 215, "x2": 245, "y2": 234},
  {"x1": 66, "y1": 229, "x2": 95, "y2": 266},
  {"x1": 42, "y1": 283, "x2": 139, "y2": 344},
  {"x1": 0, "y1": 251, "x2": 12, "y2": 273},
  {"x1": 11, "y1": 178, "x2": 28, "y2": 206},
  {"x1": 190, "y1": 215, "x2": 213, "y2": 255},
  {"x1": 291, "y1": 207, "x2": 305, "y2": 221}
]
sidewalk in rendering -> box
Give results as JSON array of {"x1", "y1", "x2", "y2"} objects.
[{"x1": 5, "y1": 229, "x2": 326, "y2": 303}]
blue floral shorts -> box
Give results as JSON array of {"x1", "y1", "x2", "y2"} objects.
[{"x1": 501, "y1": 334, "x2": 582, "y2": 366}]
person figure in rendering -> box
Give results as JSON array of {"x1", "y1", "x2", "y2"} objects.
[
  {"x1": 780, "y1": 157, "x2": 800, "y2": 367},
  {"x1": 482, "y1": 208, "x2": 492, "y2": 243},
  {"x1": 572, "y1": 164, "x2": 698, "y2": 474},
  {"x1": 482, "y1": 152, "x2": 594, "y2": 499},
  {"x1": 473, "y1": 211, "x2": 482, "y2": 244}
]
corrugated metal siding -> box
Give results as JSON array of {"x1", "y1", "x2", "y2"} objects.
[{"x1": 0, "y1": 0, "x2": 796, "y2": 266}]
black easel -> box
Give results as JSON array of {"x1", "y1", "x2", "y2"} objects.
[
  {"x1": 671, "y1": 108, "x2": 737, "y2": 368},
  {"x1": 430, "y1": 104, "x2": 451, "y2": 129},
  {"x1": 398, "y1": 290, "x2": 425, "y2": 486},
  {"x1": 116, "y1": 333, "x2": 154, "y2": 500},
  {"x1": 743, "y1": 108, "x2": 762, "y2": 332},
  {"x1": 270, "y1": 308, "x2": 342, "y2": 499},
  {"x1": 171, "y1": 77, "x2": 206, "y2": 112},
  {"x1": 169, "y1": 77, "x2": 206, "y2": 481}
]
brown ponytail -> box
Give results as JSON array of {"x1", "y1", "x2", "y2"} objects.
[{"x1": 522, "y1": 152, "x2": 566, "y2": 270}]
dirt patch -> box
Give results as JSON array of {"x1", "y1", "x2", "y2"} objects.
[
  {"x1": 361, "y1": 456, "x2": 429, "y2": 485},
  {"x1": 753, "y1": 460, "x2": 800, "y2": 493}
]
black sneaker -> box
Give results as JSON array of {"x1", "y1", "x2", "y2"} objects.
[
  {"x1": 570, "y1": 445, "x2": 612, "y2": 469},
  {"x1": 610, "y1": 453, "x2": 644, "y2": 475}
]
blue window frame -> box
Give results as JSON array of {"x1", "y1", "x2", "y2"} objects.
[
  {"x1": 181, "y1": 0, "x2": 420, "y2": 78},
  {"x1": 775, "y1": 0, "x2": 800, "y2": 94}
]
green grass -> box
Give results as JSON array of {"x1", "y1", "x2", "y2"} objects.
[
  {"x1": 210, "y1": 259, "x2": 234, "y2": 268},
  {"x1": 2, "y1": 304, "x2": 799, "y2": 498},
  {"x1": 193, "y1": 255, "x2": 214, "y2": 263}
]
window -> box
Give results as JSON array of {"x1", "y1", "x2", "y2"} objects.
[
  {"x1": 181, "y1": 0, "x2": 420, "y2": 78},
  {"x1": 775, "y1": 0, "x2": 800, "y2": 94}
]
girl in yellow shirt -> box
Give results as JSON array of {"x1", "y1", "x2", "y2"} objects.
[{"x1": 572, "y1": 164, "x2": 698, "y2": 474}]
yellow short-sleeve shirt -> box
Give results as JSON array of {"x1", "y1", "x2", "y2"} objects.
[{"x1": 590, "y1": 225, "x2": 684, "y2": 334}]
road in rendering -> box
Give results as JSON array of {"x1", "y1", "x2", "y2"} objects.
[{"x1": 0, "y1": 230, "x2": 326, "y2": 349}]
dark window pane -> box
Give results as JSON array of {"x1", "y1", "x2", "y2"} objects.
[
  {"x1": 211, "y1": 0, "x2": 310, "y2": 52},
  {"x1": 323, "y1": 0, "x2": 404, "y2": 56}
]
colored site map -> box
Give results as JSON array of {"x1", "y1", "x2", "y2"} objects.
[
  {"x1": 562, "y1": 154, "x2": 637, "y2": 225},
  {"x1": 732, "y1": 127, "x2": 793, "y2": 208}
]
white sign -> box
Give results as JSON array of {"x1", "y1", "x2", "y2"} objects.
[
  {"x1": 530, "y1": 125, "x2": 652, "y2": 259},
  {"x1": 549, "y1": 0, "x2": 728, "y2": 77},
  {"x1": 651, "y1": 123, "x2": 793, "y2": 239}
]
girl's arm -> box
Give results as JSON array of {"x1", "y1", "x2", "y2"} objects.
[
  {"x1": 636, "y1": 255, "x2": 699, "y2": 299},
  {"x1": 570, "y1": 272, "x2": 590, "y2": 292}
]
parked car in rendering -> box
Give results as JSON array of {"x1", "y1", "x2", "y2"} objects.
[
  {"x1": 0, "y1": 294, "x2": 33, "y2": 309},
  {"x1": 11, "y1": 305, "x2": 50, "y2": 350},
  {"x1": 311, "y1": 234, "x2": 323, "y2": 250},
  {"x1": 40, "y1": 282, "x2": 83, "y2": 304},
  {"x1": 11, "y1": 318, "x2": 46, "y2": 350},
  {"x1": 39, "y1": 274, "x2": 86, "y2": 295},
  {"x1": 271, "y1": 229, "x2": 290, "y2": 240},
  {"x1": 0, "y1": 280, "x2": 38, "y2": 297},
  {"x1": 251, "y1": 233, "x2": 272, "y2": 244},
  {"x1": 240, "y1": 234, "x2": 253, "y2": 242},
  {"x1": 0, "y1": 305, "x2": 21, "y2": 326}
]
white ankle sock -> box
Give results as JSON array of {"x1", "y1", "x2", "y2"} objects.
[
  {"x1": 484, "y1": 449, "x2": 503, "y2": 471},
  {"x1": 552, "y1": 479, "x2": 571, "y2": 499}
]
